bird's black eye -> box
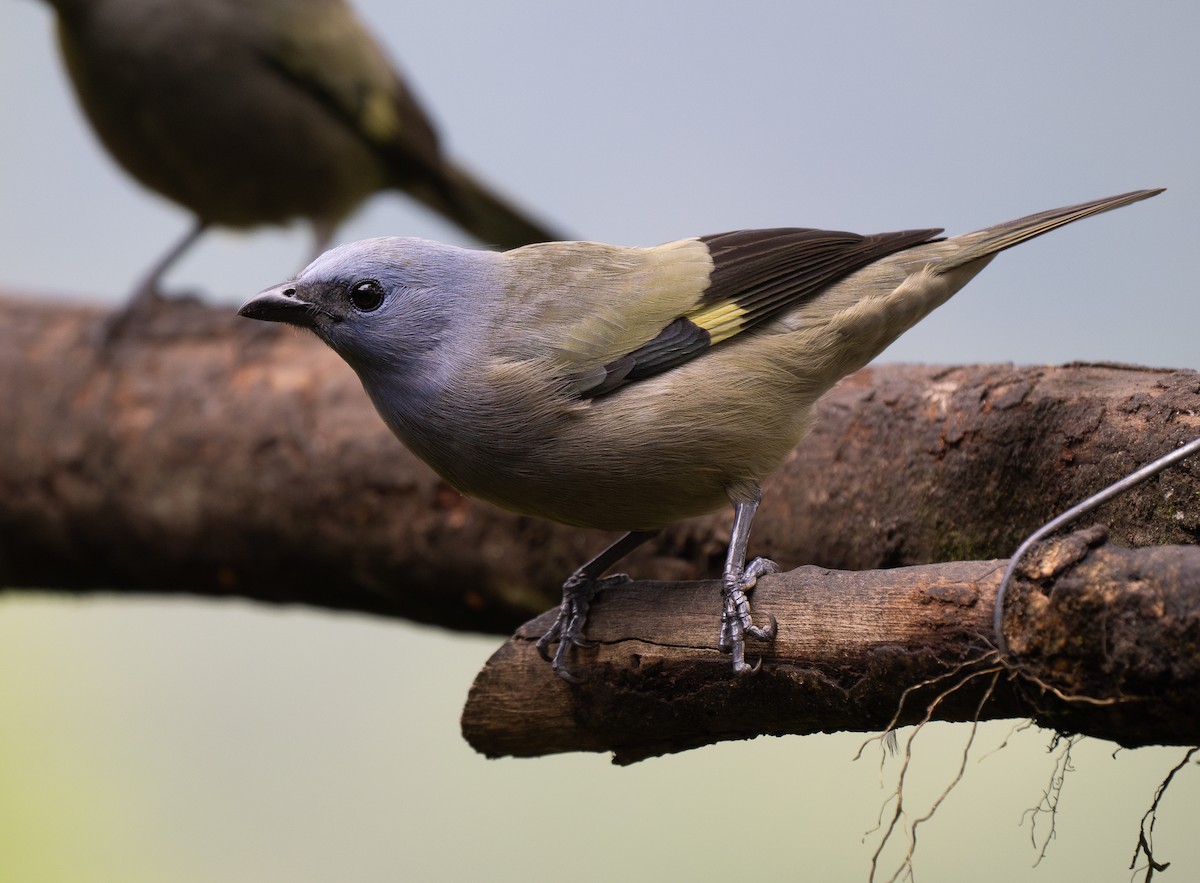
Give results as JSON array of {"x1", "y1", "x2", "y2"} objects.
[{"x1": 348, "y1": 279, "x2": 385, "y2": 312}]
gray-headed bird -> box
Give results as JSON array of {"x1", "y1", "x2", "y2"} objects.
[
  {"x1": 41, "y1": 0, "x2": 566, "y2": 306},
  {"x1": 238, "y1": 189, "x2": 1162, "y2": 681}
]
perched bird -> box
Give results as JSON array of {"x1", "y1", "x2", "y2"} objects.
[
  {"x1": 239, "y1": 188, "x2": 1162, "y2": 681},
  {"x1": 41, "y1": 0, "x2": 565, "y2": 305}
]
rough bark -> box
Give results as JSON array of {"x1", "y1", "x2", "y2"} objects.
[
  {"x1": 462, "y1": 530, "x2": 1200, "y2": 764},
  {"x1": 2, "y1": 293, "x2": 1198, "y2": 637}
]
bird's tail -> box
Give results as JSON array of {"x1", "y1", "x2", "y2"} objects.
[
  {"x1": 411, "y1": 161, "x2": 570, "y2": 250},
  {"x1": 936, "y1": 187, "x2": 1165, "y2": 273}
]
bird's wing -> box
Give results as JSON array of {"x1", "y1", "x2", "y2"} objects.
[
  {"x1": 511, "y1": 227, "x2": 943, "y2": 398},
  {"x1": 261, "y1": 2, "x2": 445, "y2": 179},
  {"x1": 262, "y1": 6, "x2": 565, "y2": 246}
]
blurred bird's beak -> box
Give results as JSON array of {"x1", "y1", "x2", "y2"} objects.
[{"x1": 238, "y1": 282, "x2": 315, "y2": 327}]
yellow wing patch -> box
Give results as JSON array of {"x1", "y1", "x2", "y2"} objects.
[
  {"x1": 360, "y1": 91, "x2": 400, "y2": 143},
  {"x1": 686, "y1": 300, "x2": 749, "y2": 345}
]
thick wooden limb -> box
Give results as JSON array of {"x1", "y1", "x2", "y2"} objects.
[
  {"x1": 462, "y1": 533, "x2": 1200, "y2": 764},
  {"x1": 1, "y1": 294, "x2": 1198, "y2": 635}
]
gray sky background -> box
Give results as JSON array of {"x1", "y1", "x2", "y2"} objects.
[{"x1": 2, "y1": 2, "x2": 1198, "y2": 881}]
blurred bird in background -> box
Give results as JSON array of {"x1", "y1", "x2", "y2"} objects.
[{"x1": 39, "y1": 0, "x2": 567, "y2": 311}]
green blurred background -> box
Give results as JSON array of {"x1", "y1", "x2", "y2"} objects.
[{"x1": 2, "y1": 1, "x2": 1198, "y2": 880}]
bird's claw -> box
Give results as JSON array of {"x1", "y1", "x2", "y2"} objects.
[
  {"x1": 719, "y1": 556, "x2": 779, "y2": 675},
  {"x1": 733, "y1": 655, "x2": 763, "y2": 677},
  {"x1": 536, "y1": 572, "x2": 631, "y2": 682},
  {"x1": 95, "y1": 284, "x2": 164, "y2": 351}
]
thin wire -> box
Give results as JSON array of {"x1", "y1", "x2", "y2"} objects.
[{"x1": 993, "y1": 435, "x2": 1200, "y2": 657}]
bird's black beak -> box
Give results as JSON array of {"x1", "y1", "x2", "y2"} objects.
[{"x1": 238, "y1": 282, "x2": 316, "y2": 326}]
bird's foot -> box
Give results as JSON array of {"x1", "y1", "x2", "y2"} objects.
[
  {"x1": 717, "y1": 556, "x2": 779, "y2": 675},
  {"x1": 97, "y1": 283, "x2": 166, "y2": 351},
  {"x1": 536, "y1": 570, "x2": 632, "y2": 683}
]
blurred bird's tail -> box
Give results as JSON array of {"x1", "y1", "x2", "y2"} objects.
[
  {"x1": 412, "y1": 162, "x2": 569, "y2": 250},
  {"x1": 937, "y1": 187, "x2": 1165, "y2": 272}
]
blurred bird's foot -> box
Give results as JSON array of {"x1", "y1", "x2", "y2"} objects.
[
  {"x1": 96, "y1": 282, "x2": 166, "y2": 351},
  {"x1": 536, "y1": 570, "x2": 632, "y2": 683},
  {"x1": 717, "y1": 556, "x2": 779, "y2": 675},
  {"x1": 98, "y1": 282, "x2": 203, "y2": 351},
  {"x1": 99, "y1": 220, "x2": 208, "y2": 351}
]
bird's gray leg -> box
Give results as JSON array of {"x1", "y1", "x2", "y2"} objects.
[
  {"x1": 717, "y1": 485, "x2": 779, "y2": 675},
  {"x1": 537, "y1": 529, "x2": 659, "y2": 683},
  {"x1": 128, "y1": 220, "x2": 208, "y2": 309},
  {"x1": 102, "y1": 221, "x2": 208, "y2": 347},
  {"x1": 306, "y1": 219, "x2": 336, "y2": 266}
]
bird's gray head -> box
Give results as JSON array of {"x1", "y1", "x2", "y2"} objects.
[{"x1": 239, "y1": 237, "x2": 495, "y2": 378}]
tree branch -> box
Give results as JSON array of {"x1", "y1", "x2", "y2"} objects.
[
  {"x1": 2, "y1": 294, "x2": 1198, "y2": 636},
  {"x1": 462, "y1": 531, "x2": 1200, "y2": 763}
]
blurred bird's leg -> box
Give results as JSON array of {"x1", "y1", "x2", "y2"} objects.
[
  {"x1": 128, "y1": 220, "x2": 208, "y2": 309},
  {"x1": 305, "y1": 219, "x2": 337, "y2": 266},
  {"x1": 537, "y1": 529, "x2": 659, "y2": 683},
  {"x1": 717, "y1": 484, "x2": 779, "y2": 675},
  {"x1": 101, "y1": 220, "x2": 208, "y2": 346}
]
